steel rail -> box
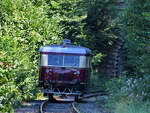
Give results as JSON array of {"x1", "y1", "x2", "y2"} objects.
[
  {"x1": 40, "y1": 100, "x2": 49, "y2": 113},
  {"x1": 71, "y1": 91, "x2": 107, "y2": 113},
  {"x1": 71, "y1": 102, "x2": 81, "y2": 113},
  {"x1": 80, "y1": 91, "x2": 107, "y2": 100},
  {"x1": 86, "y1": 90, "x2": 106, "y2": 94}
]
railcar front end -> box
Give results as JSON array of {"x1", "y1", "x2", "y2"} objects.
[{"x1": 38, "y1": 40, "x2": 92, "y2": 101}]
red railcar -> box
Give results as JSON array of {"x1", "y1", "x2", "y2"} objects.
[{"x1": 38, "y1": 39, "x2": 92, "y2": 101}]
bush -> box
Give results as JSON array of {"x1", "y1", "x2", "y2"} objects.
[
  {"x1": 92, "y1": 53, "x2": 105, "y2": 68},
  {"x1": 114, "y1": 100, "x2": 150, "y2": 113},
  {"x1": 105, "y1": 75, "x2": 150, "y2": 112},
  {"x1": 89, "y1": 71, "x2": 107, "y2": 91},
  {"x1": 0, "y1": 0, "x2": 62, "y2": 112}
]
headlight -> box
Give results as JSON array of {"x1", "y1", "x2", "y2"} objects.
[{"x1": 74, "y1": 71, "x2": 80, "y2": 75}]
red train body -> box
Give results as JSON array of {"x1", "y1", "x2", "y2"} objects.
[{"x1": 38, "y1": 40, "x2": 92, "y2": 101}]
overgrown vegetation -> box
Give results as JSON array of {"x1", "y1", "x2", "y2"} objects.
[
  {"x1": 114, "y1": 100, "x2": 150, "y2": 113},
  {"x1": 0, "y1": 0, "x2": 62, "y2": 112},
  {"x1": 89, "y1": 71, "x2": 108, "y2": 91},
  {"x1": 1, "y1": 0, "x2": 150, "y2": 112},
  {"x1": 104, "y1": 0, "x2": 150, "y2": 112},
  {"x1": 105, "y1": 76, "x2": 150, "y2": 113}
]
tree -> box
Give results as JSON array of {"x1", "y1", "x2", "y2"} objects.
[
  {"x1": 0, "y1": 0, "x2": 62, "y2": 112},
  {"x1": 122, "y1": 0, "x2": 150, "y2": 76}
]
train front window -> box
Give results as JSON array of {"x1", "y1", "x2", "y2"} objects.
[
  {"x1": 48, "y1": 55, "x2": 80, "y2": 67},
  {"x1": 48, "y1": 55, "x2": 63, "y2": 66},
  {"x1": 64, "y1": 55, "x2": 79, "y2": 67}
]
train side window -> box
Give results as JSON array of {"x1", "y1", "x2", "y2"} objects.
[
  {"x1": 40, "y1": 54, "x2": 48, "y2": 66},
  {"x1": 86, "y1": 57, "x2": 89, "y2": 68},
  {"x1": 48, "y1": 55, "x2": 63, "y2": 66},
  {"x1": 79, "y1": 56, "x2": 91, "y2": 68},
  {"x1": 79, "y1": 56, "x2": 86, "y2": 68},
  {"x1": 86, "y1": 56, "x2": 92, "y2": 68}
]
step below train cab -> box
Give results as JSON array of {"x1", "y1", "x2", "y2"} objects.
[{"x1": 38, "y1": 39, "x2": 92, "y2": 101}]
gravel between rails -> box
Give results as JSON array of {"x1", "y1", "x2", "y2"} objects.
[
  {"x1": 77, "y1": 96, "x2": 108, "y2": 113},
  {"x1": 44, "y1": 102, "x2": 72, "y2": 113}
]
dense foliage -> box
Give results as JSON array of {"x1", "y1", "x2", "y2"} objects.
[
  {"x1": 0, "y1": 0, "x2": 62, "y2": 112},
  {"x1": 121, "y1": 0, "x2": 150, "y2": 76},
  {"x1": 122, "y1": 0, "x2": 150, "y2": 99},
  {"x1": 0, "y1": 0, "x2": 87, "y2": 112},
  {"x1": 82, "y1": 0, "x2": 119, "y2": 52},
  {"x1": 105, "y1": 0, "x2": 150, "y2": 112}
]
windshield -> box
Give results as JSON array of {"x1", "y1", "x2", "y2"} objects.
[
  {"x1": 48, "y1": 55, "x2": 79, "y2": 67},
  {"x1": 48, "y1": 55, "x2": 63, "y2": 66},
  {"x1": 64, "y1": 55, "x2": 79, "y2": 67}
]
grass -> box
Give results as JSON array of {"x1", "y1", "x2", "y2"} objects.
[
  {"x1": 89, "y1": 71, "x2": 109, "y2": 92},
  {"x1": 114, "y1": 100, "x2": 150, "y2": 113}
]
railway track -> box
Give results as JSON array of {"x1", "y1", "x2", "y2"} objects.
[
  {"x1": 81, "y1": 91, "x2": 106, "y2": 100},
  {"x1": 40, "y1": 99, "x2": 49, "y2": 113},
  {"x1": 15, "y1": 91, "x2": 106, "y2": 113},
  {"x1": 40, "y1": 91, "x2": 106, "y2": 113},
  {"x1": 40, "y1": 98, "x2": 79, "y2": 113}
]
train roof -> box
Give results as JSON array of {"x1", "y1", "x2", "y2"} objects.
[
  {"x1": 39, "y1": 45, "x2": 92, "y2": 55},
  {"x1": 40, "y1": 39, "x2": 92, "y2": 55}
]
